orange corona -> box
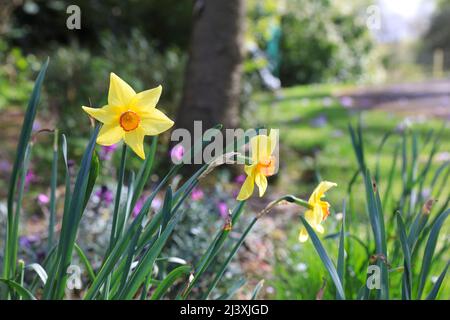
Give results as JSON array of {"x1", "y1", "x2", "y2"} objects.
[{"x1": 119, "y1": 111, "x2": 140, "y2": 131}]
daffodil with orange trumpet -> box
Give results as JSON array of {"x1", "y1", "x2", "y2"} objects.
[
  {"x1": 237, "y1": 130, "x2": 278, "y2": 201},
  {"x1": 82, "y1": 73, "x2": 174, "y2": 159},
  {"x1": 298, "y1": 181, "x2": 337, "y2": 242}
]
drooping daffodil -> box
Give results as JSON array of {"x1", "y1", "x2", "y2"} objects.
[
  {"x1": 237, "y1": 130, "x2": 278, "y2": 201},
  {"x1": 298, "y1": 181, "x2": 337, "y2": 242},
  {"x1": 82, "y1": 73, "x2": 174, "y2": 159}
]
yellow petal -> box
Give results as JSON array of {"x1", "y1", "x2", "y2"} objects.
[
  {"x1": 108, "y1": 73, "x2": 136, "y2": 107},
  {"x1": 124, "y1": 127, "x2": 146, "y2": 159},
  {"x1": 97, "y1": 123, "x2": 124, "y2": 146},
  {"x1": 298, "y1": 227, "x2": 309, "y2": 242},
  {"x1": 139, "y1": 108, "x2": 174, "y2": 135},
  {"x1": 304, "y1": 209, "x2": 316, "y2": 228},
  {"x1": 309, "y1": 181, "x2": 337, "y2": 203},
  {"x1": 250, "y1": 134, "x2": 274, "y2": 163},
  {"x1": 131, "y1": 85, "x2": 162, "y2": 110},
  {"x1": 313, "y1": 203, "x2": 323, "y2": 227},
  {"x1": 315, "y1": 223, "x2": 325, "y2": 234},
  {"x1": 254, "y1": 172, "x2": 268, "y2": 197},
  {"x1": 82, "y1": 105, "x2": 121, "y2": 124},
  {"x1": 244, "y1": 163, "x2": 257, "y2": 175},
  {"x1": 237, "y1": 171, "x2": 256, "y2": 201}
]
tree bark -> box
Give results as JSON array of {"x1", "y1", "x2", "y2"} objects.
[{"x1": 175, "y1": 0, "x2": 246, "y2": 133}]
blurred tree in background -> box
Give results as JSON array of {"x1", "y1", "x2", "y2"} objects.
[
  {"x1": 278, "y1": 0, "x2": 374, "y2": 86},
  {"x1": 176, "y1": 0, "x2": 246, "y2": 132},
  {"x1": 419, "y1": 0, "x2": 450, "y2": 70}
]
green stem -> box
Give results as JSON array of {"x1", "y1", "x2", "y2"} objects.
[
  {"x1": 109, "y1": 144, "x2": 128, "y2": 249},
  {"x1": 48, "y1": 129, "x2": 59, "y2": 252}
]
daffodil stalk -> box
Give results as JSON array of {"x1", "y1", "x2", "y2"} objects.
[{"x1": 256, "y1": 194, "x2": 312, "y2": 218}]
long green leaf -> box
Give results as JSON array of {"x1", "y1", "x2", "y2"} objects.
[
  {"x1": 74, "y1": 244, "x2": 96, "y2": 283},
  {"x1": 48, "y1": 129, "x2": 59, "y2": 251},
  {"x1": 0, "y1": 279, "x2": 36, "y2": 300},
  {"x1": 396, "y1": 213, "x2": 412, "y2": 300},
  {"x1": 300, "y1": 216, "x2": 345, "y2": 300},
  {"x1": 131, "y1": 136, "x2": 158, "y2": 209},
  {"x1": 426, "y1": 261, "x2": 449, "y2": 300},
  {"x1": 150, "y1": 265, "x2": 191, "y2": 300},
  {"x1": 417, "y1": 208, "x2": 450, "y2": 299}
]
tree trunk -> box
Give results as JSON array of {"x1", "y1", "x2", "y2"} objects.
[{"x1": 175, "y1": 0, "x2": 246, "y2": 134}]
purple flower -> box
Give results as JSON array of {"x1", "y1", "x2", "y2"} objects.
[
  {"x1": 37, "y1": 194, "x2": 50, "y2": 205},
  {"x1": 19, "y1": 234, "x2": 39, "y2": 249},
  {"x1": 170, "y1": 144, "x2": 185, "y2": 163},
  {"x1": 340, "y1": 96, "x2": 354, "y2": 108},
  {"x1": 95, "y1": 185, "x2": 114, "y2": 206},
  {"x1": 191, "y1": 187, "x2": 204, "y2": 201},
  {"x1": 310, "y1": 115, "x2": 328, "y2": 128},
  {"x1": 217, "y1": 201, "x2": 229, "y2": 219},
  {"x1": 99, "y1": 144, "x2": 118, "y2": 161},
  {"x1": 0, "y1": 160, "x2": 11, "y2": 173},
  {"x1": 234, "y1": 174, "x2": 246, "y2": 185},
  {"x1": 32, "y1": 120, "x2": 41, "y2": 132}
]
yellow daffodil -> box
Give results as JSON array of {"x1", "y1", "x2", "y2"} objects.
[
  {"x1": 82, "y1": 73, "x2": 174, "y2": 159},
  {"x1": 237, "y1": 131, "x2": 278, "y2": 201},
  {"x1": 298, "y1": 181, "x2": 337, "y2": 242}
]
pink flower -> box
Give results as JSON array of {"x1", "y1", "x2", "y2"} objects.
[
  {"x1": 133, "y1": 196, "x2": 162, "y2": 218},
  {"x1": 340, "y1": 96, "x2": 354, "y2": 108},
  {"x1": 37, "y1": 194, "x2": 50, "y2": 205},
  {"x1": 151, "y1": 197, "x2": 162, "y2": 210},
  {"x1": 191, "y1": 187, "x2": 204, "y2": 201},
  {"x1": 24, "y1": 169, "x2": 37, "y2": 188},
  {"x1": 217, "y1": 201, "x2": 229, "y2": 219},
  {"x1": 170, "y1": 144, "x2": 185, "y2": 162},
  {"x1": 133, "y1": 198, "x2": 145, "y2": 218}
]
